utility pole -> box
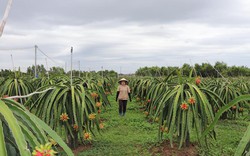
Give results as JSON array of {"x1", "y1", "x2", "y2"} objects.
[
  {"x1": 45, "y1": 58, "x2": 49, "y2": 79},
  {"x1": 11, "y1": 54, "x2": 15, "y2": 72},
  {"x1": 10, "y1": 54, "x2": 16, "y2": 78},
  {"x1": 11, "y1": 54, "x2": 23, "y2": 103},
  {"x1": 35, "y1": 45, "x2": 38, "y2": 78},
  {"x1": 70, "y1": 47, "x2": 73, "y2": 86},
  {"x1": 65, "y1": 62, "x2": 67, "y2": 74}
]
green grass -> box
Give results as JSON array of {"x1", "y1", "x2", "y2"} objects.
[
  {"x1": 77, "y1": 94, "x2": 249, "y2": 156},
  {"x1": 78, "y1": 94, "x2": 159, "y2": 156},
  {"x1": 205, "y1": 119, "x2": 249, "y2": 156}
]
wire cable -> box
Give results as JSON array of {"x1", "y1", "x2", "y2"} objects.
[
  {"x1": 37, "y1": 47, "x2": 62, "y2": 65},
  {"x1": 206, "y1": 60, "x2": 232, "y2": 84}
]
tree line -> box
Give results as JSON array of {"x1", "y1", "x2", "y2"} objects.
[
  {"x1": 1, "y1": 62, "x2": 250, "y2": 78},
  {"x1": 0, "y1": 65, "x2": 118, "y2": 78},
  {"x1": 135, "y1": 62, "x2": 250, "y2": 77}
]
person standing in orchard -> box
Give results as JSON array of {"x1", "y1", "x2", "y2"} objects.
[{"x1": 116, "y1": 78, "x2": 132, "y2": 116}]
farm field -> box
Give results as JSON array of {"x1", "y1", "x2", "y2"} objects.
[
  {"x1": 2, "y1": 1, "x2": 250, "y2": 156},
  {"x1": 0, "y1": 72, "x2": 249, "y2": 156},
  {"x1": 77, "y1": 94, "x2": 249, "y2": 156}
]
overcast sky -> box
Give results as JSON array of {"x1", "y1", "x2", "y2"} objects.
[{"x1": 0, "y1": 0, "x2": 250, "y2": 74}]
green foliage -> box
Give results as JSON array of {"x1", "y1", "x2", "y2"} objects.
[
  {"x1": 82, "y1": 77, "x2": 111, "y2": 107},
  {"x1": 131, "y1": 70, "x2": 216, "y2": 148},
  {"x1": 135, "y1": 61, "x2": 250, "y2": 77},
  {"x1": 204, "y1": 120, "x2": 248, "y2": 156},
  {"x1": 235, "y1": 123, "x2": 250, "y2": 156},
  {"x1": 79, "y1": 93, "x2": 248, "y2": 156},
  {"x1": 26, "y1": 82, "x2": 100, "y2": 148},
  {"x1": 201, "y1": 94, "x2": 250, "y2": 155},
  {"x1": 66, "y1": 70, "x2": 118, "y2": 78},
  {"x1": 131, "y1": 69, "x2": 250, "y2": 152},
  {"x1": 156, "y1": 83, "x2": 215, "y2": 148},
  {"x1": 79, "y1": 95, "x2": 158, "y2": 156},
  {"x1": 27, "y1": 64, "x2": 47, "y2": 77},
  {"x1": 49, "y1": 66, "x2": 65, "y2": 76},
  {"x1": 135, "y1": 66, "x2": 179, "y2": 77},
  {"x1": 1, "y1": 67, "x2": 249, "y2": 155},
  {"x1": 202, "y1": 78, "x2": 249, "y2": 119},
  {"x1": 0, "y1": 98, "x2": 73, "y2": 156},
  {"x1": 24, "y1": 75, "x2": 112, "y2": 149},
  {"x1": 0, "y1": 75, "x2": 35, "y2": 104},
  {"x1": 27, "y1": 65, "x2": 65, "y2": 78},
  {"x1": 0, "y1": 69, "x2": 13, "y2": 77},
  {"x1": 97, "y1": 70, "x2": 118, "y2": 77}
]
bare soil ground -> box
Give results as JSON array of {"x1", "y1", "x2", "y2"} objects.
[
  {"x1": 72, "y1": 144, "x2": 92, "y2": 155},
  {"x1": 149, "y1": 141, "x2": 198, "y2": 156}
]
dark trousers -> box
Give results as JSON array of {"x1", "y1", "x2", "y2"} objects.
[{"x1": 119, "y1": 100, "x2": 127, "y2": 115}]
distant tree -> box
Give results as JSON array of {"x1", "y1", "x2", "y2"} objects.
[
  {"x1": 167, "y1": 66, "x2": 179, "y2": 76},
  {"x1": 135, "y1": 67, "x2": 148, "y2": 76},
  {"x1": 181, "y1": 63, "x2": 192, "y2": 76},
  {"x1": 214, "y1": 61, "x2": 228, "y2": 77},
  {"x1": 135, "y1": 63, "x2": 250, "y2": 77},
  {"x1": 101, "y1": 70, "x2": 118, "y2": 77},
  {"x1": 160, "y1": 67, "x2": 168, "y2": 76},
  {"x1": 105, "y1": 70, "x2": 118, "y2": 77},
  {"x1": 27, "y1": 65, "x2": 47, "y2": 77},
  {"x1": 194, "y1": 63, "x2": 202, "y2": 76},
  {"x1": 66, "y1": 69, "x2": 117, "y2": 78},
  {"x1": 0, "y1": 69, "x2": 13, "y2": 77},
  {"x1": 49, "y1": 66, "x2": 65, "y2": 76},
  {"x1": 135, "y1": 66, "x2": 179, "y2": 77},
  {"x1": 200, "y1": 63, "x2": 216, "y2": 77}
]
